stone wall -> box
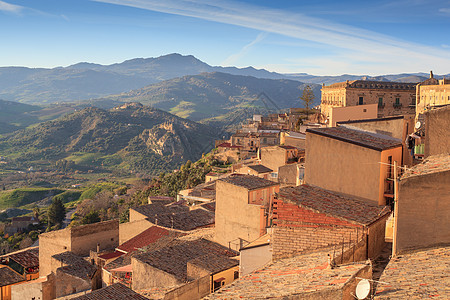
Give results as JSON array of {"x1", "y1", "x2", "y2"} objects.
[
  {"x1": 54, "y1": 270, "x2": 91, "y2": 298},
  {"x1": 240, "y1": 244, "x2": 272, "y2": 276},
  {"x1": 11, "y1": 274, "x2": 55, "y2": 300},
  {"x1": 131, "y1": 257, "x2": 180, "y2": 291},
  {"x1": 395, "y1": 169, "x2": 450, "y2": 254},
  {"x1": 39, "y1": 228, "x2": 71, "y2": 277},
  {"x1": 367, "y1": 214, "x2": 389, "y2": 258},
  {"x1": 425, "y1": 106, "x2": 450, "y2": 157},
  {"x1": 278, "y1": 164, "x2": 299, "y2": 186},
  {"x1": 163, "y1": 276, "x2": 210, "y2": 300},
  {"x1": 261, "y1": 147, "x2": 286, "y2": 173}
]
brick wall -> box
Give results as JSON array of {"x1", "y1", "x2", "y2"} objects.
[{"x1": 272, "y1": 199, "x2": 364, "y2": 259}]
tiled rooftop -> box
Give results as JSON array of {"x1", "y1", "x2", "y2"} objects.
[
  {"x1": 71, "y1": 283, "x2": 149, "y2": 300},
  {"x1": 52, "y1": 251, "x2": 96, "y2": 280},
  {"x1": 188, "y1": 254, "x2": 239, "y2": 274},
  {"x1": 375, "y1": 247, "x2": 450, "y2": 299},
  {"x1": 0, "y1": 266, "x2": 24, "y2": 287},
  {"x1": 278, "y1": 185, "x2": 390, "y2": 225},
  {"x1": 247, "y1": 164, "x2": 273, "y2": 174},
  {"x1": 98, "y1": 251, "x2": 125, "y2": 260},
  {"x1": 3, "y1": 247, "x2": 39, "y2": 268},
  {"x1": 205, "y1": 249, "x2": 369, "y2": 299},
  {"x1": 133, "y1": 203, "x2": 215, "y2": 231},
  {"x1": 117, "y1": 226, "x2": 183, "y2": 253},
  {"x1": 104, "y1": 253, "x2": 133, "y2": 272},
  {"x1": 134, "y1": 238, "x2": 238, "y2": 282},
  {"x1": 402, "y1": 154, "x2": 450, "y2": 179},
  {"x1": 219, "y1": 174, "x2": 278, "y2": 190},
  {"x1": 306, "y1": 127, "x2": 402, "y2": 151}
]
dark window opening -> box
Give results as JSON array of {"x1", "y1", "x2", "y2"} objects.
[{"x1": 358, "y1": 97, "x2": 364, "y2": 105}]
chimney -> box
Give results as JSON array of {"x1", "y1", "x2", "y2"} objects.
[
  {"x1": 96, "y1": 243, "x2": 100, "y2": 253},
  {"x1": 430, "y1": 70, "x2": 434, "y2": 79}
]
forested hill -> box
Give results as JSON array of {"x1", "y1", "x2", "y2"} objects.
[{"x1": 0, "y1": 103, "x2": 218, "y2": 174}]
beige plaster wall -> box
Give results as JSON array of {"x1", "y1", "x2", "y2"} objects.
[
  {"x1": 11, "y1": 275, "x2": 55, "y2": 300},
  {"x1": 278, "y1": 164, "x2": 299, "y2": 186},
  {"x1": 305, "y1": 133, "x2": 381, "y2": 203},
  {"x1": 425, "y1": 106, "x2": 450, "y2": 157},
  {"x1": 260, "y1": 147, "x2": 286, "y2": 173},
  {"x1": 395, "y1": 170, "x2": 450, "y2": 254},
  {"x1": 215, "y1": 182, "x2": 263, "y2": 250},
  {"x1": 163, "y1": 276, "x2": 210, "y2": 300},
  {"x1": 131, "y1": 257, "x2": 180, "y2": 291},
  {"x1": 367, "y1": 214, "x2": 389, "y2": 258},
  {"x1": 240, "y1": 244, "x2": 272, "y2": 276},
  {"x1": 329, "y1": 104, "x2": 378, "y2": 127},
  {"x1": 54, "y1": 270, "x2": 91, "y2": 298}
]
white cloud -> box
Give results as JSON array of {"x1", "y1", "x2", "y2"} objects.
[
  {"x1": 439, "y1": 8, "x2": 450, "y2": 14},
  {"x1": 0, "y1": 0, "x2": 24, "y2": 14},
  {"x1": 221, "y1": 32, "x2": 268, "y2": 66},
  {"x1": 92, "y1": 0, "x2": 450, "y2": 74}
]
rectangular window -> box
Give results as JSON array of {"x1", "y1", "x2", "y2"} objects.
[
  {"x1": 395, "y1": 98, "x2": 400, "y2": 105},
  {"x1": 358, "y1": 97, "x2": 364, "y2": 105},
  {"x1": 378, "y1": 97, "x2": 383, "y2": 105}
]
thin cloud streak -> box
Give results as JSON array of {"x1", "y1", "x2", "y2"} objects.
[
  {"x1": 0, "y1": 0, "x2": 24, "y2": 14},
  {"x1": 222, "y1": 32, "x2": 268, "y2": 66},
  {"x1": 93, "y1": 0, "x2": 450, "y2": 73}
]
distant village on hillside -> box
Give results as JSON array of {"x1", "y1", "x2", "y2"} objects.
[{"x1": 0, "y1": 72, "x2": 449, "y2": 299}]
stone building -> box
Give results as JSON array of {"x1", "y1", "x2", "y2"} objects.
[
  {"x1": 320, "y1": 80, "x2": 416, "y2": 121},
  {"x1": 272, "y1": 185, "x2": 390, "y2": 260},
  {"x1": 260, "y1": 145, "x2": 303, "y2": 177},
  {"x1": 215, "y1": 174, "x2": 279, "y2": 250},
  {"x1": 394, "y1": 154, "x2": 450, "y2": 255},
  {"x1": 234, "y1": 164, "x2": 273, "y2": 180},
  {"x1": 424, "y1": 105, "x2": 450, "y2": 158},
  {"x1": 39, "y1": 220, "x2": 119, "y2": 277},
  {"x1": 416, "y1": 71, "x2": 450, "y2": 119},
  {"x1": 305, "y1": 127, "x2": 403, "y2": 206},
  {"x1": 71, "y1": 282, "x2": 148, "y2": 300}
]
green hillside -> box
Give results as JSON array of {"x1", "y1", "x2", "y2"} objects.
[
  {"x1": 0, "y1": 188, "x2": 64, "y2": 209},
  {"x1": 0, "y1": 104, "x2": 218, "y2": 175}
]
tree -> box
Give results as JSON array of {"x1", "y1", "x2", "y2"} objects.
[
  {"x1": 81, "y1": 210, "x2": 101, "y2": 225},
  {"x1": 47, "y1": 198, "x2": 66, "y2": 227},
  {"x1": 300, "y1": 85, "x2": 315, "y2": 116}
]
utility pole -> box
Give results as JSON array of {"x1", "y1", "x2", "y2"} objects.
[{"x1": 392, "y1": 160, "x2": 399, "y2": 256}]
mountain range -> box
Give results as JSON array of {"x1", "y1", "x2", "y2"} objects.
[{"x1": 1, "y1": 53, "x2": 446, "y2": 105}]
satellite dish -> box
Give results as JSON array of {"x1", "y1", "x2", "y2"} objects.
[
  {"x1": 355, "y1": 279, "x2": 371, "y2": 299},
  {"x1": 415, "y1": 121, "x2": 421, "y2": 129}
]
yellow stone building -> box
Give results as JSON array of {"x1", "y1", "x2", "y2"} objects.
[
  {"x1": 320, "y1": 80, "x2": 416, "y2": 123},
  {"x1": 416, "y1": 72, "x2": 450, "y2": 120}
]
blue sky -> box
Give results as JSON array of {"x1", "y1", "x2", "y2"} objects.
[{"x1": 1, "y1": 0, "x2": 449, "y2": 75}]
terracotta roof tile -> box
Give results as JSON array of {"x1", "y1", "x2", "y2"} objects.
[
  {"x1": 247, "y1": 165, "x2": 273, "y2": 174},
  {"x1": 134, "y1": 239, "x2": 238, "y2": 282},
  {"x1": 71, "y1": 283, "x2": 148, "y2": 300},
  {"x1": 402, "y1": 154, "x2": 450, "y2": 179},
  {"x1": 52, "y1": 252, "x2": 96, "y2": 280},
  {"x1": 206, "y1": 249, "x2": 369, "y2": 299},
  {"x1": 278, "y1": 185, "x2": 390, "y2": 225},
  {"x1": 4, "y1": 247, "x2": 39, "y2": 268},
  {"x1": 0, "y1": 266, "x2": 24, "y2": 287},
  {"x1": 98, "y1": 251, "x2": 125, "y2": 260},
  {"x1": 219, "y1": 174, "x2": 278, "y2": 190},
  {"x1": 306, "y1": 127, "x2": 402, "y2": 151},
  {"x1": 188, "y1": 254, "x2": 239, "y2": 274},
  {"x1": 133, "y1": 204, "x2": 214, "y2": 231},
  {"x1": 117, "y1": 226, "x2": 184, "y2": 253},
  {"x1": 375, "y1": 247, "x2": 450, "y2": 299}
]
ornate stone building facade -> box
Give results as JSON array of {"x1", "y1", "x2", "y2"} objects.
[
  {"x1": 415, "y1": 72, "x2": 450, "y2": 119},
  {"x1": 321, "y1": 80, "x2": 416, "y2": 122}
]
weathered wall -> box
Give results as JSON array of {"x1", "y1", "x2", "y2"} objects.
[
  {"x1": 70, "y1": 220, "x2": 119, "y2": 257},
  {"x1": 425, "y1": 106, "x2": 450, "y2": 157},
  {"x1": 129, "y1": 209, "x2": 149, "y2": 223},
  {"x1": 329, "y1": 104, "x2": 378, "y2": 127},
  {"x1": 278, "y1": 164, "x2": 298, "y2": 186},
  {"x1": 131, "y1": 257, "x2": 180, "y2": 291},
  {"x1": 163, "y1": 276, "x2": 210, "y2": 300},
  {"x1": 305, "y1": 133, "x2": 381, "y2": 203},
  {"x1": 240, "y1": 244, "x2": 272, "y2": 276},
  {"x1": 11, "y1": 274, "x2": 55, "y2": 300},
  {"x1": 54, "y1": 269, "x2": 91, "y2": 298},
  {"x1": 261, "y1": 147, "x2": 286, "y2": 173},
  {"x1": 39, "y1": 228, "x2": 71, "y2": 277},
  {"x1": 119, "y1": 219, "x2": 154, "y2": 244},
  {"x1": 283, "y1": 136, "x2": 306, "y2": 149},
  {"x1": 367, "y1": 214, "x2": 389, "y2": 258},
  {"x1": 395, "y1": 170, "x2": 450, "y2": 254},
  {"x1": 215, "y1": 182, "x2": 263, "y2": 251}
]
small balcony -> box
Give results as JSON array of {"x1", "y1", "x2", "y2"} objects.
[{"x1": 393, "y1": 103, "x2": 402, "y2": 108}]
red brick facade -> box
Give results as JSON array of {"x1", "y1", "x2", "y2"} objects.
[{"x1": 272, "y1": 199, "x2": 365, "y2": 259}]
